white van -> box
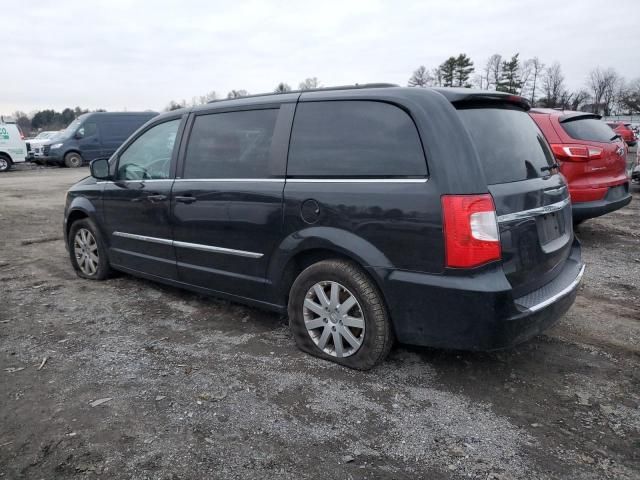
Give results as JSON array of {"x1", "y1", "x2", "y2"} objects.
[{"x1": 0, "y1": 119, "x2": 28, "y2": 172}]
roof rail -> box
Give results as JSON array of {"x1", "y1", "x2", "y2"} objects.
[{"x1": 208, "y1": 83, "x2": 398, "y2": 103}]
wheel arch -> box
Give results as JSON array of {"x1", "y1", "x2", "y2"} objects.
[
  {"x1": 268, "y1": 227, "x2": 393, "y2": 307},
  {"x1": 0, "y1": 151, "x2": 13, "y2": 162}
]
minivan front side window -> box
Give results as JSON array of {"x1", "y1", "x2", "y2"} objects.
[{"x1": 117, "y1": 119, "x2": 180, "y2": 180}]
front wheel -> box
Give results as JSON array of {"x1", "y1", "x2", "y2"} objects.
[
  {"x1": 64, "y1": 152, "x2": 84, "y2": 168},
  {"x1": 0, "y1": 155, "x2": 12, "y2": 172},
  {"x1": 68, "y1": 218, "x2": 112, "y2": 280},
  {"x1": 288, "y1": 259, "x2": 394, "y2": 370}
]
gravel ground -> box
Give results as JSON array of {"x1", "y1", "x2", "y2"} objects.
[{"x1": 1, "y1": 157, "x2": 639, "y2": 479}]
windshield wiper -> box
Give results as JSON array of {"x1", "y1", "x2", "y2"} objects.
[{"x1": 541, "y1": 163, "x2": 559, "y2": 173}]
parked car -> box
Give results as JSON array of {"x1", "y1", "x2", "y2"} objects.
[
  {"x1": 27, "y1": 131, "x2": 60, "y2": 162},
  {"x1": 632, "y1": 147, "x2": 640, "y2": 184},
  {"x1": 530, "y1": 109, "x2": 631, "y2": 223},
  {"x1": 606, "y1": 121, "x2": 637, "y2": 147},
  {"x1": 0, "y1": 119, "x2": 28, "y2": 172},
  {"x1": 39, "y1": 112, "x2": 157, "y2": 167},
  {"x1": 64, "y1": 85, "x2": 584, "y2": 369}
]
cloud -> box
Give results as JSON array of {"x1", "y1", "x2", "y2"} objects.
[{"x1": 3, "y1": 0, "x2": 639, "y2": 113}]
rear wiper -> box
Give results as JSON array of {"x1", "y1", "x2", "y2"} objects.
[
  {"x1": 610, "y1": 134, "x2": 622, "y2": 141},
  {"x1": 541, "y1": 163, "x2": 560, "y2": 173}
]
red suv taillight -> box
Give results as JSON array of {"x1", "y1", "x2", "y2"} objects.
[
  {"x1": 441, "y1": 194, "x2": 501, "y2": 268},
  {"x1": 551, "y1": 144, "x2": 603, "y2": 161}
]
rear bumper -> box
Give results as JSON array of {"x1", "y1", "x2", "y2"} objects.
[
  {"x1": 572, "y1": 183, "x2": 632, "y2": 221},
  {"x1": 371, "y1": 239, "x2": 583, "y2": 351}
]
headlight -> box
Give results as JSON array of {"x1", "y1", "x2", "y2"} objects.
[{"x1": 50, "y1": 143, "x2": 63, "y2": 149}]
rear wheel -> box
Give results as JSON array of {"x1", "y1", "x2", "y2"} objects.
[
  {"x1": 0, "y1": 155, "x2": 12, "y2": 172},
  {"x1": 68, "y1": 218, "x2": 112, "y2": 280},
  {"x1": 64, "y1": 152, "x2": 83, "y2": 168},
  {"x1": 288, "y1": 259, "x2": 393, "y2": 370}
]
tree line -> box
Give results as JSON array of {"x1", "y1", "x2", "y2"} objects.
[
  {"x1": 11, "y1": 106, "x2": 106, "y2": 137},
  {"x1": 164, "y1": 77, "x2": 321, "y2": 111},
  {"x1": 408, "y1": 53, "x2": 640, "y2": 115}
]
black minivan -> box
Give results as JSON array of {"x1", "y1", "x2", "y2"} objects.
[
  {"x1": 63, "y1": 85, "x2": 584, "y2": 369},
  {"x1": 41, "y1": 112, "x2": 157, "y2": 167}
]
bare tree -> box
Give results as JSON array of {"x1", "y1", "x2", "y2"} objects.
[
  {"x1": 540, "y1": 62, "x2": 567, "y2": 108},
  {"x1": 299, "y1": 77, "x2": 321, "y2": 90},
  {"x1": 587, "y1": 68, "x2": 620, "y2": 115},
  {"x1": 528, "y1": 57, "x2": 545, "y2": 104},
  {"x1": 431, "y1": 67, "x2": 443, "y2": 87},
  {"x1": 569, "y1": 89, "x2": 590, "y2": 111},
  {"x1": 165, "y1": 100, "x2": 186, "y2": 112},
  {"x1": 197, "y1": 91, "x2": 217, "y2": 104},
  {"x1": 483, "y1": 54, "x2": 502, "y2": 90},
  {"x1": 408, "y1": 66, "x2": 432, "y2": 87},
  {"x1": 618, "y1": 78, "x2": 640, "y2": 113},
  {"x1": 274, "y1": 83, "x2": 292, "y2": 93},
  {"x1": 227, "y1": 89, "x2": 249, "y2": 99},
  {"x1": 518, "y1": 59, "x2": 533, "y2": 97}
]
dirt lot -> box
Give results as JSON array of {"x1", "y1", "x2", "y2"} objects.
[{"x1": 1, "y1": 159, "x2": 639, "y2": 480}]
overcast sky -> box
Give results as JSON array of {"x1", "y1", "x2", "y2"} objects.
[{"x1": 3, "y1": 0, "x2": 639, "y2": 115}]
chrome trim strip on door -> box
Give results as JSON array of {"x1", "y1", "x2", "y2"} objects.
[
  {"x1": 285, "y1": 178, "x2": 428, "y2": 183},
  {"x1": 96, "y1": 179, "x2": 174, "y2": 184},
  {"x1": 113, "y1": 231, "x2": 173, "y2": 246},
  {"x1": 112, "y1": 232, "x2": 264, "y2": 259},
  {"x1": 497, "y1": 198, "x2": 571, "y2": 223},
  {"x1": 527, "y1": 264, "x2": 585, "y2": 313},
  {"x1": 173, "y1": 240, "x2": 263, "y2": 258},
  {"x1": 173, "y1": 178, "x2": 284, "y2": 183}
]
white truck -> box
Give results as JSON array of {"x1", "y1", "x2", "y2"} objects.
[{"x1": 0, "y1": 118, "x2": 28, "y2": 172}]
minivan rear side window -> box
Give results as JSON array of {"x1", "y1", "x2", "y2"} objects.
[
  {"x1": 457, "y1": 107, "x2": 554, "y2": 185},
  {"x1": 287, "y1": 101, "x2": 427, "y2": 177},
  {"x1": 562, "y1": 118, "x2": 617, "y2": 143},
  {"x1": 183, "y1": 109, "x2": 278, "y2": 179}
]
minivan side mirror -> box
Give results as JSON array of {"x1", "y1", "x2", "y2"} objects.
[{"x1": 90, "y1": 158, "x2": 111, "y2": 180}]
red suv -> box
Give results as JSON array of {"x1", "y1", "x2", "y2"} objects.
[
  {"x1": 607, "y1": 121, "x2": 637, "y2": 147},
  {"x1": 530, "y1": 109, "x2": 631, "y2": 223}
]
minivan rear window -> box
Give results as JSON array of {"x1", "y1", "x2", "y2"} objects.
[
  {"x1": 457, "y1": 107, "x2": 554, "y2": 185},
  {"x1": 287, "y1": 101, "x2": 426, "y2": 177},
  {"x1": 561, "y1": 118, "x2": 616, "y2": 143}
]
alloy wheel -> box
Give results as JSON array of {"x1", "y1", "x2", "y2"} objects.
[
  {"x1": 74, "y1": 228, "x2": 99, "y2": 275},
  {"x1": 302, "y1": 281, "x2": 365, "y2": 358}
]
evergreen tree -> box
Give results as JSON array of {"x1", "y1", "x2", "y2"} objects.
[
  {"x1": 496, "y1": 54, "x2": 523, "y2": 94},
  {"x1": 454, "y1": 54, "x2": 474, "y2": 87},
  {"x1": 439, "y1": 57, "x2": 457, "y2": 87}
]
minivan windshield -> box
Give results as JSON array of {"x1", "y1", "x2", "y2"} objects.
[{"x1": 457, "y1": 106, "x2": 555, "y2": 185}]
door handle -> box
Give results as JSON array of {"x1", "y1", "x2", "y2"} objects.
[
  {"x1": 146, "y1": 194, "x2": 167, "y2": 202},
  {"x1": 175, "y1": 195, "x2": 197, "y2": 204}
]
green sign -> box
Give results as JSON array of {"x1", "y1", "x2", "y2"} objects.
[{"x1": 0, "y1": 127, "x2": 9, "y2": 140}]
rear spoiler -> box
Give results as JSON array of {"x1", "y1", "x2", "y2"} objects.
[
  {"x1": 559, "y1": 112, "x2": 602, "y2": 123},
  {"x1": 432, "y1": 88, "x2": 531, "y2": 110}
]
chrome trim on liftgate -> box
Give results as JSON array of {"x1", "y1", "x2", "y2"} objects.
[{"x1": 497, "y1": 198, "x2": 571, "y2": 223}]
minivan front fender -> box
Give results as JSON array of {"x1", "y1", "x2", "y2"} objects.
[{"x1": 64, "y1": 196, "x2": 102, "y2": 247}]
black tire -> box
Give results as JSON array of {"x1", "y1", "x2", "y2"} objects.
[
  {"x1": 68, "y1": 218, "x2": 112, "y2": 280},
  {"x1": 64, "y1": 152, "x2": 83, "y2": 168},
  {"x1": 288, "y1": 259, "x2": 394, "y2": 370},
  {"x1": 0, "y1": 154, "x2": 12, "y2": 172}
]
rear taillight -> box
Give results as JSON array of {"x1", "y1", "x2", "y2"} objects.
[
  {"x1": 551, "y1": 144, "x2": 603, "y2": 161},
  {"x1": 441, "y1": 194, "x2": 501, "y2": 268}
]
